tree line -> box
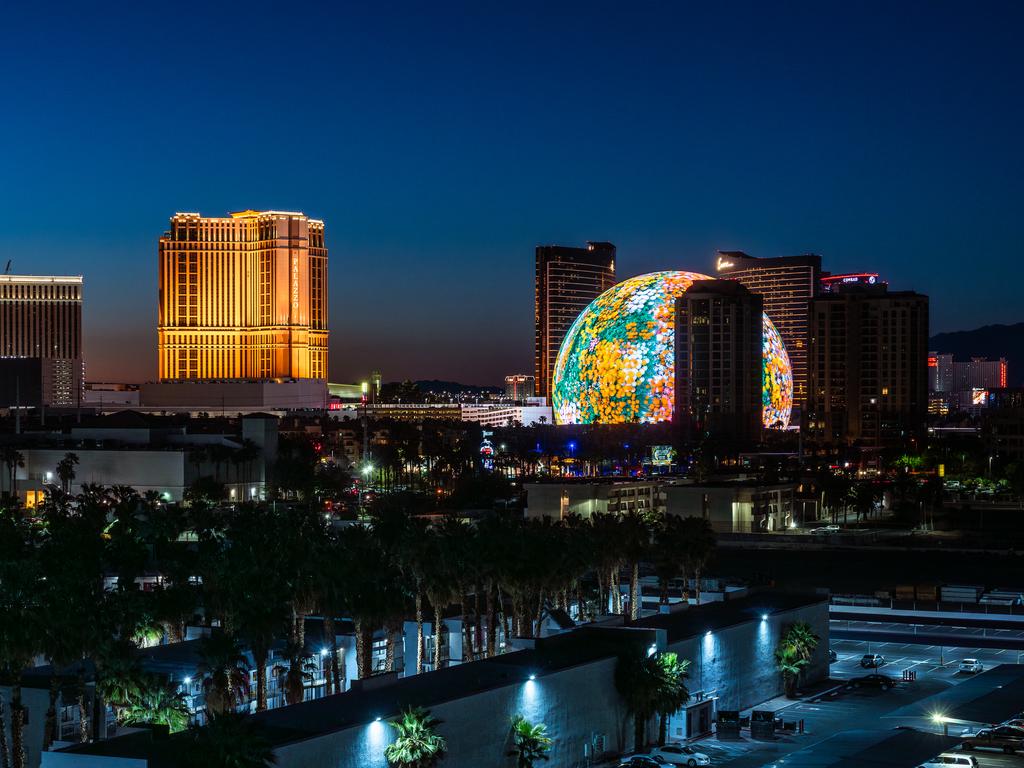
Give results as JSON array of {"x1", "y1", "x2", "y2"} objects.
[{"x1": 0, "y1": 483, "x2": 716, "y2": 768}]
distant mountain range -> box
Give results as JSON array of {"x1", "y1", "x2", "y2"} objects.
[{"x1": 930, "y1": 322, "x2": 1024, "y2": 386}]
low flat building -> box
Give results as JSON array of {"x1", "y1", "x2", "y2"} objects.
[
  {"x1": 459, "y1": 402, "x2": 552, "y2": 427},
  {"x1": 664, "y1": 480, "x2": 797, "y2": 533},
  {"x1": 525, "y1": 479, "x2": 667, "y2": 519},
  {"x1": 0, "y1": 413, "x2": 277, "y2": 503},
  {"x1": 139, "y1": 379, "x2": 327, "y2": 413}
]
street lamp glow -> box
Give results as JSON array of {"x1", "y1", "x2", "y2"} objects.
[
  {"x1": 528, "y1": 673, "x2": 537, "y2": 681},
  {"x1": 761, "y1": 614, "x2": 769, "y2": 621},
  {"x1": 362, "y1": 465, "x2": 374, "y2": 476},
  {"x1": 320, "y1": 647, "x2": 329, "y2": 656},
  {"x1": 705, "y1": 630, "x2": 712, "y2": 637},
  {"x1": 930, "y1": 712, "x2": 948, "y2": 724},
  {"x1": 647, "y1": 643, "x2": 657, "y2": 657},
  {"x1": 183, "y1": 676, "x2": 192, "y2": 685},
  {"x1": 374, "y1": 715, "x2": 382, "y2": 722}
]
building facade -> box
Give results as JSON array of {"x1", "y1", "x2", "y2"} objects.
[
  {"x1": 504, "y1": 373, "x2": 536, "y2": 400},
  {"x1": 0, "y1": 274, "x2": 83, "y2": 407},
  {"x1": 535, "y1": 242, "x2": 616, "y2": 399},
  {"x1": 674, "y1": 280, "x2": 763, "y2": 442},
  {"x1": 806, "y1": 284, "x2": 929, "y2": 445},
  {"x1": 715, "y1": 251, "x2": 821, "y2": 411},
  {"x1": 158, "y1": 210, "x2": 328, "y2": 381}
]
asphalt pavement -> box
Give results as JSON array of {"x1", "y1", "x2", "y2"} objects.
[{"x1": 603, "y1": 639, "x2": 1024, "y2": 768}]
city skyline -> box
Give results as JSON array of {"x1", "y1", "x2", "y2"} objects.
[{"x1": 3, "y1": 2, "x2": 1023, "y2": 385}]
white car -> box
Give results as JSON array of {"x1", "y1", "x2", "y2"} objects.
[
  {"x1": 917, "y1": 754, "x2": 978, "y2": 767},
  {"x1": 648, "y1": 744, "x2": 712, "y2": 766},
  {"x1": 958, "y1": 659, "x2": 983, "y2": 674}
]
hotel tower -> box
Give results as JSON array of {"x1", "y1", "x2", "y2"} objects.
[
  {"x1": 535, "y1": 242, "x2": 616, "y2": 399},
  {"x1": 158, "y1": 210, "x2": 328, "y2": 381}
]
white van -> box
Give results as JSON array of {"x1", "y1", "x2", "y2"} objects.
[{"x1": 918, "y1": 754, "x2": 978, "y2": 767}]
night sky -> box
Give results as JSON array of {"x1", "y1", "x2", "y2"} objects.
[{"x1": 2, "y1": 2, "x2": 1021, "y2": 385}]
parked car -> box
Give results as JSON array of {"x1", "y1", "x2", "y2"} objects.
[
  {"x1": 961, "y1": 728, "x2": 1024, "y2": 753},
  {"x1": 829, "y1": 648, "x2": 837, "y2": 663},
  {"x1": 810, "y1": 525, "x2": 841, "y2": 534},
  {"x1": 648, "y1": 744, "x2": 712, "y2": 766},
  {"x1": 917, "y1": 754, "x2": 979, "y2": 767},
  {"x1": 846, "y1": 673, "x2": 896, "y2": 690},
  {"x1": 1002, "y1": 718, "x2": 1024, "y2": 729},
  {"x1": 958, "y1": 659, "x2": 984, "y2": 674},
  {"x1": 618, "y1": 757, "x2": 663, "y2": 768},
  {"x1": 860, "y1": 653, "x2": 885, "y2": 668}
]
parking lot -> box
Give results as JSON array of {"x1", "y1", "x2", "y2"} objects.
[{"x1": 653, "y1": 639, "x2": 1024, "y2": 768}]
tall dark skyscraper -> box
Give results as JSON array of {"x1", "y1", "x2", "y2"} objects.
[
  {"x1": 0, "y1": 274, "x2": 84, "y2": 407},
  {"x1": 535, "y1": 242, "x2": 616, "y2": 399},
  {"x1": 806, "y1": 283, "x2": 929, "y2": 445},
  {"x1": 715, "y1": 251, "x2": 821, "y2": 413},
  {"x1": 675, "y1": 280, "x2": 764, "y2": 442}
]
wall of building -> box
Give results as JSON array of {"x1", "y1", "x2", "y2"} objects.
[{"x1": 17, "y1": 449, "x2": 187, "y2": 499}]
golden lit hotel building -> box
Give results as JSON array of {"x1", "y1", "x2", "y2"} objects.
[{"x1": 158, "y1": 210, "x2": 328, "y2": 381}]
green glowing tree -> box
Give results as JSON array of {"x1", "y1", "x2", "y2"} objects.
[
  {"x1": 384, "y1": 707, "x2": 447, "y2": 767},
  {"x1": 508, "y1": 714, "x2": 553, "y2": 767}
]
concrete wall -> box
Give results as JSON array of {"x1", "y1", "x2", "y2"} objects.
[
  {"x1": 273, "y1": 656, "x2": 630, "y2": 768},
  {"x1": 269, "y1": 599, "x2": 829, "y2": 768},
  {"x1": 665, "y1": 599, "x2": 829, "y2": 714},
  {"x1": 18, "y1": 449, "x2": 187, "y2": 499}
]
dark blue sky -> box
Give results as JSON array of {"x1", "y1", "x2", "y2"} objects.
[{"x1": 2, "y1": 1, "x2": 1021, "y2": 384}]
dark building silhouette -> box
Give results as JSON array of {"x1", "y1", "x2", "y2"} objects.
[
  {"x1": 806, "y1": 283, "x2": 929, "y2": 446},
  {"x1": 674, "y1": 280, "x2": 763, "y2": 443},
  {"x1": 0, "y1": 274, "x2": 83, "y2": 408},
  {"x1": 715, "y1": 251, "x2": 821, "y2": 414},
  {"x1": 535, "y1": 242, "x2": 616, "y2": 399}
]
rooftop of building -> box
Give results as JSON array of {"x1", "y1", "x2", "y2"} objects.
[
  {"x1": 632, "y1": 590, "x2": 826, "y2": 642},
  {"x1": 0, "y1": 274, "x2": 83, "y2": 284},
  {"x1": 168, "y1": 210, "x2": 324, "y2": 225},
  {"x1": 715, "y1": 250, "x2": 822, "y2": 270}
]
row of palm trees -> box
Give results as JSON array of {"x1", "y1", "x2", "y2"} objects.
[{"x1": 0, "y1": 482, "x2": 715, "y2": 768}]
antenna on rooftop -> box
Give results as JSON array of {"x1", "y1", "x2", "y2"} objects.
[{"x1": 3, "y1": 260, "x2": 10, "y2": 274}]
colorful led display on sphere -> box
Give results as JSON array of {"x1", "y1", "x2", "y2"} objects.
[{"x1": 551, "y1": 270, "x2": 793, "y2": 428}]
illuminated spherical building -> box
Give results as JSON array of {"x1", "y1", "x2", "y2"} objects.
[{"x1": 551, "y1": 270, "x2": 793, "y2": 428}]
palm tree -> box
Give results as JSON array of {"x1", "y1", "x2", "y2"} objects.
[
  {"x1": 615, "y1": 650, "x2": 658, "y2": 752},
  {"x1": 95, "y1": 645, "x2": 145, "y2": 723},
  {"x1": 508, "y1": 714, "x2": 552, "y2": 767},
  {"x1": 774, "y1": 644, "x2": 806, "y2": 699},
  {"x1": 615, "y1": 649, "x2": 691, "y2": 752},
  {"x1": 0, "y1": 448, "x2": 24, "y2": 498},
  {"x1": 55, "y1": 452, "x2": 80, "y2": 494},
  {"x1": 384, "y1": 707, "x2": 447, "y2": 767},
  {"x1": 776, "y1": 622, "x2": 819, "y2": 697},
  {"x1": 618, "y1": 511, "x2": 651, "y2": 620},
  {"x1": 184, "y1": 712, "x2": 276, "y2": 768},
  {"x1": 652, "y1": 653, "x2": 690, "y2": 746},
  {"x1": 196, "y1": 633, "x2": 251, "y2": 716},
  {"x1": 678, "y1": 516, "x2": 715, "y2": 603},
  {"x1": 120, "y1": 674, "x2": 190, "y2": 733}
]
